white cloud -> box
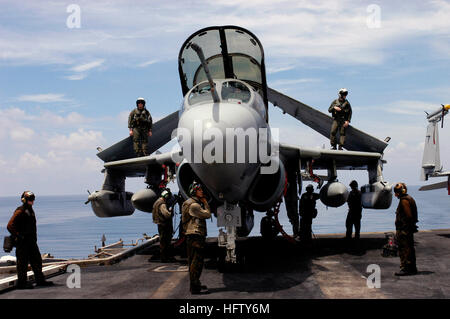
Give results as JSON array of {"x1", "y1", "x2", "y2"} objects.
[
  {"x1": 47, "y1": 150, "x2": 73, "y2": 163},
  {"x1": 38, "y1": 111, "x2": 88, "y2": 126},
  {"x1": 64, "y1": 59, "x2": 105, "y2": 81},
  {"x1": 47, "y1": 129, "x2": 104, "y2": 150},
  {"x1": 70, "y1": 59, "x2": 105, "y2": 72},
  {"x1": 1, "y1": 1, "x2": 450, "y2": 67},
  {"x1": 0, "y1": 108, "x2": 89, "y2": 144},
  {"x1": 16, "y1": 93, "x2": 68, "y2": 103},
  {"x1": 0, "y1": 108, "x2": 29, "y2": 140},
  {"x1": 269, "y1": 78, "x2": 320, "y2": 88},
  {"x1": 0, "y1": 155, "x2": 7, "y2": 167},
  {"x1": 82, "y1": 157, "x2": 103, "y2": 172},
  {"x1": 137, "y1": 59, "x2": 160, "y2": 68},
  {"x1": 383, "y1": 100, "x2": 438, "y2": 116},
  {"x1": 10, "y1": 127, "x2": 35, "y2": 142},
  {"x1": 266, "y1": 64, "x2": 296, "y2": 74},
  {"x1": 64, "y1": 74, "x2": 87, "y2": 81},
  {"x1": 18, "y1": 152, "x2": 45, "y2": 169},
  {"x1": 0, "y1": 107, "x2": 27, "y2": 119}
]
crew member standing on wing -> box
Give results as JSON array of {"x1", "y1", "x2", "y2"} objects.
[
  {"x1": 182, "y1": 182, "x2": 211, "y2": 294},
  {"x1": 329, "y1": 88, "x2": 352, "y2": 150},
  {"x1": 394, "y1": 183, "x2": 419, "y2": 276},
  {"x1": 7, "y1": 191, "x2": 53, "y2": 289},
  {"x1": 128, "y1": 97, "x2": 153, "y2": 157}
]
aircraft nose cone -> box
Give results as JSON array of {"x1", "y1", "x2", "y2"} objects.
[
  {"x1": 191, "y1": 162, "x2": 260, "y2": 202},
  {"x1": 177, "y1": 102, "x2": 268, "y2": 202},
  {"x1": 178, "y1": 102, "x2": 266, "y2": 164}
]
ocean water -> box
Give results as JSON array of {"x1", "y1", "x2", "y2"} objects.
[{"x1": 1, "y1": 186, "x2": 448, "y2": 259}]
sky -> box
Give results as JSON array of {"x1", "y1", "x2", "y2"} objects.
[{"x1": 0, "y1": 0, "x2": 449, "y2": 196}]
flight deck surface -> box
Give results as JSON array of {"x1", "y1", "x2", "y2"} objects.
[{"x1": 1, "y1": 229, "x2": 449, "y2": 299}]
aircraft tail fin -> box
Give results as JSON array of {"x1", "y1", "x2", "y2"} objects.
[
  {"x1": 97, "y1": 111, "x2": 179, "y2": 163},
  {"x1": 421, "y1": 122, "x2": 441, "y2": 181}
]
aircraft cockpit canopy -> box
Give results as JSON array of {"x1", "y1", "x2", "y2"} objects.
[{"x1": 178, "y1": 26, "x2": 268, "y2": 111}]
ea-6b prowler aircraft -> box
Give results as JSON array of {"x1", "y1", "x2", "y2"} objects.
[
  {"x1": 420, "y1": 104, "x2": 450, "y2": 195},
  {"x1": 87, "y1": 26, "x2": 392, "y2": 262}
]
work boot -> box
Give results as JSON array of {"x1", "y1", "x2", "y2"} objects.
[
  {"x1": 408, "y1": 266, "x2": 418, "y2": 275},
  {"x1": 338, "y1": 145, "x2": 344, "y2": 150},
  {"x1": 35, "y1": 280, "x2": 54, "y2": 287},
  {"x1": 16, "y1": 282, "x2": 34, "y2": 290},
  {"x1": 331, "y1": 145, "x2": 337, "y2": 150},
  {"x1": 191, "y1": 288, "x2": 209, "y2": 295},
  {"x1": 395, "y1": 269, "x2": 414, "y2": 276},
  {"x1": 190, "y1": 285, "x2": 202, "y2": 294}
]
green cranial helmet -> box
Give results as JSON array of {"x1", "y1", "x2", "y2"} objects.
[
  {"x1": 161, "y1": 189, "x2": 171, "y2": 199},
  {"x1": 189, "y1": 181, "x2": 202, "y2": 196}
]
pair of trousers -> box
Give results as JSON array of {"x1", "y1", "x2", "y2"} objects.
[
  {"x1": 16, "y1": 240, "x2": 45, "y2": 285},
  {"x1": 396, "y1": 230, "x2": 417, "y2": 272},
  {"x1": 186, "y1": 235, "x2": 206, "y2": 290},
  {"x1": 330, "y1": 119, "x2": 346, "y2": 146}
]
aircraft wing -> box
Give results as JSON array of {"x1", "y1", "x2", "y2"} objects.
[
  {"x1": 96, "y1": 111, "x2": 179, "y2": 163},
  {"x1": 103, "y1": 150, "x2": 180, "y2": 177},
  {"x1": 419, "y1": 181, "x2": 448, "y2": 191},
  {"x1": 279, "y1": 143, "x2": 382, "y2": 170},
  {"x1": 268, "y1": 88, "x2": 388, "y2": 154}
]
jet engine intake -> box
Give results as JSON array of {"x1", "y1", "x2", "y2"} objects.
[
  {"x1": 320, "y1": 181, "x2": 349, "y2": 207},
  {"x1": 361, "y1": 181, "x2": 392, "y2": 209},
  {"x1": 176, "y1": 160, "x2": 199, "y2": 200},
  {"x1": 247, "y1": 158, "x2": 285, "y2": 212}
]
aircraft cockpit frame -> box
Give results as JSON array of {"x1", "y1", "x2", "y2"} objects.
[{"x1": 181, "y1": 79, "x2": 266, "y2": 121}]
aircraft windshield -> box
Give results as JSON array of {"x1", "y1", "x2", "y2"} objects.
[
  {"x1": 188, "y1": 82, "x2": 215, "y2": 106},
  {"x1": 178, "y1": 26, "x2": 267, "y2": 108},
  {"x1": 221, "y1": 81, "x2": 251, "y2": 103}
]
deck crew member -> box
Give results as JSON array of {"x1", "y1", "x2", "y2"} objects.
[
  {"x1": 394, "y1": 183, "x2": 419, "y2": 276},
  {"x1": 128, "y1": 97, "x2": 153, "y2": 157},
  {"x1": 152, "y1": 189, "x2": 175, "y2": 262},
  {"x1": 182, "y1": 182, "x2": 211, "y2": 294},
  {"x1": 299, "y1": 184, "x2": 320, "y2": 243},
  {"x1": 328, "y1": 88, "x2": 352, "y2": 150},
  {"x1": 7, "y1": 191, "x2": 54, "y2": 289},
  {"x1": 346, "y1": 180, "x2": 363, "y2": 240}
]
